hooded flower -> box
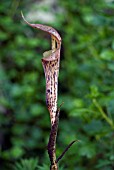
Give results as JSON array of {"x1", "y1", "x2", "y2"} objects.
[{"x1": 22, "y1": 13, "x2": 61, "y2": 125}]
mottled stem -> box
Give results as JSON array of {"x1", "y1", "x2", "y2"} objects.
[
  {"x1": 48, "y1": 109, "x2": 60, "y2": 168},
  {"x1": 50, "y1": 163, "x2": 58, "y2": 170}
]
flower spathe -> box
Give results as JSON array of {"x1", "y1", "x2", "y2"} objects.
[{"x1": 22, "y1": 13, "x2": 61, "y2": 125}]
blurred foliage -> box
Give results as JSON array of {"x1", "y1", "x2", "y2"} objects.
[
  {"x1": 13, "y1": 158, "x2": 38, "y2": 170},
  {"x1": 0, "y1": 0, "x2": 114, "y2": 170}
]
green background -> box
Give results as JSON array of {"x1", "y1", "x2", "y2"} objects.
[{"x1": 0, "y1": 0, "x2": 114, "y2": 169}]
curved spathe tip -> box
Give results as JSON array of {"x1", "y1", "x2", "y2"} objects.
[{"x1": 21, "y1": 11, "x2": 61, "y2": 44}]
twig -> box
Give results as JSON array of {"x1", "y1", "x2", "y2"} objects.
[{"x1": 56, "y1": 140, "x2": 79, "y2": 163}]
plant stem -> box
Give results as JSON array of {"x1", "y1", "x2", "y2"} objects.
[
  {"x1": 93, "y1": 99, "x2": 114, "y2": 129},
  {"x1": 50, "y1": 163, "x2": 58, "y2": 170},
  {"x1": 48, "y1": 109, "x2": 60, "y2": 169}
]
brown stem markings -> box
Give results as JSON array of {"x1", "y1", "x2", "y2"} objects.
[
  {"x1": 21, "y1": 13, "x2": 61, "y2": 125},
  {"x1": 48, "y1": 109, "x2": 60, "y2": 169}
]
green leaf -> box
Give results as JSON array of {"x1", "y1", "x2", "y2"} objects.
[
  {"x1": 100, "y1": 49, "x2": 114, "y2": 61},
  {"x1": 90, "y1": 85, "x2": 100, "y2": 98},
  {"x1": 83, "y1": 120, "x2": 103, "y2": 135},
  {"x1": 14, "y1": 158, "x2": 38, "y2": 170},
  {"x1": 96, "y1": 160, "x2": 111, "y2": 168},
  {"x1": 10, "y1": 146, "x2": 24, "y2": 158},
  {"x1": 79, "y1": 143, "x2": 96, "y2": 158}
]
